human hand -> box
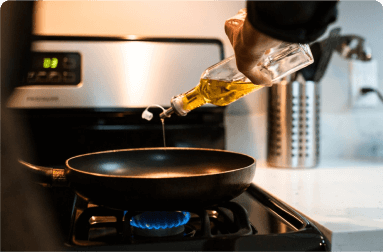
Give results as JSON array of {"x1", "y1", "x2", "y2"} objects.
[{"x1": 225, "y1": 9, "x2": 281, "y2": 86}]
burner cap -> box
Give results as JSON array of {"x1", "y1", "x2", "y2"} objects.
[{"x1": 130, "y1": 211, "x2": 191, "y2": 237}]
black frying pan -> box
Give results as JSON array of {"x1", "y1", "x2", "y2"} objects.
[{"x1": 22, "y1": 148, "x2": 256, "y2": 211}]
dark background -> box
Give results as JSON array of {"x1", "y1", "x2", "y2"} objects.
[{"x1": 1, "y1": 2, "x2": 61, "y2": 250}]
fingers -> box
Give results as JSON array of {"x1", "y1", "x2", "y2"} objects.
[
  {"x1": 224, "y1": 8, "x2": 278, "y2": 87},
  {"x1": 242, "y1": 68, "x2": 273, "y2": 87},
  {"x1": 224, "y1": 20, "x2": 243, "y2": 46},
  {"x1": 225, "y1": 8, "x2": 247, "y2": 46},
  {"x1": 224, "y1": 21, "x2": 236, "y2": 46}
]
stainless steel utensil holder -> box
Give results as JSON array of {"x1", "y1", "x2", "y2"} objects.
[{"x1": 267, "y1": 76, "x2": 320, "y2": 168}]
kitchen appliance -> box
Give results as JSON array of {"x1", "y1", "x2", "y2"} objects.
[
  {"x1": 8, "y1": 36, "x2": 227, "y2": 159},
  {"x1": 20, "y1": 146, "x2": 329, "y2": 250},
  {"x1": 9, "y1": 35, "x2": 329, "y2": 250},
  {"x1": 7, "y1": 36, "x2": 224, "y2": 108},
  {"x1": 22, "y1": 148, "x2": 256, "y2": 211},
  {"x1": 62, "y1": 184, "x2": 328, "y2": 250},
  {"x1": 8, "y1": 36, "x2": 227, "y2": 237}
]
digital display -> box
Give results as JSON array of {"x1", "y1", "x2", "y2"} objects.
[
  {"x1": 43, "y1": 58, "x2": 58, "y2": 68},
  {"x1": 26, "y1": 52, "x2": 81, "y2": 85}
]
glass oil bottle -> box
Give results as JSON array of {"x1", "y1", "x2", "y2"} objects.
[{"x1": 160, "y1": 43, "x2": 313, "y2": 119}]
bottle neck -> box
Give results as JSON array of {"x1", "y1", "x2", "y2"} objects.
[{"x1": 170, "y1": 95, "x2": 190, "y2": 116}]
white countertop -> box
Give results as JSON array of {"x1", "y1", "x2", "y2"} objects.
[{"x1": 252, "y1": 158, "x2": 383, "y2": 251}]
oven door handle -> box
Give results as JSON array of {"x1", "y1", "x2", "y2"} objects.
[{"x1": 19, "y1": 160, "x2": 68, "y2": 187}]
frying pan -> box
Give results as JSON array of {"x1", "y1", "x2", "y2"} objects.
[{"x1": 22, "y1": 148, "x2": 256, "y2": 211}]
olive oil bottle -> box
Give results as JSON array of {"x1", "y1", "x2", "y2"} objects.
[{"x1": 160, "y1": 43, "x2": 313, "y2": 119}]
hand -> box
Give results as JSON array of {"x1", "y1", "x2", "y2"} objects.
[{"x1": 225, "y1": 9, "x2": 281, "y2": 86}]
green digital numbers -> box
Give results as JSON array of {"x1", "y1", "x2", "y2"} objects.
[
  {"x1": 43, "y1": 58, "x2": 51, "y2": 68},
  {"x1": 51, "y1": 58, "x2": 58, "y2": 68},
  {"x1": 43, "y1": 58, "x2": 59, "y2": 68}
]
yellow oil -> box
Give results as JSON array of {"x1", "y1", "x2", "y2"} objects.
[{"x1": 181, "y1": 79, "x2": 263, "y2": 111}]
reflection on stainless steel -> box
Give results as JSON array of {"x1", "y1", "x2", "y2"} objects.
[
  {"x1": 267, "y1": 75, "x2": 320, "y2": 168},
  {"x1": 89, "y1": 216, "x2": 117, "y2": 225}
]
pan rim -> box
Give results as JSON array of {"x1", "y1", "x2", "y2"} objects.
[{"x1": 65, "y1": 147, "x2": 256, "y2": 179}]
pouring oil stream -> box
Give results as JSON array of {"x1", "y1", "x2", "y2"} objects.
[
  {"x1": 142, "y1": 105, "x2": 167, "y2": 148},
  {"x1": 161, "y1": 118, "x2": 166, "y2": 147}
]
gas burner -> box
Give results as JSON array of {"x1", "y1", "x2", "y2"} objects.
[
  {"x1": 130, "y1": 211, "x2": 191, "y2": 237},
  {"x1": 67, "y1": 196, "x2": 256, "y2": 246},
  {"x1": 66, "y1": 185, "x2": 329, "y2": 251}
]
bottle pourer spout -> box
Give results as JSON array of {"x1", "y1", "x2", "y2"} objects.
[{"x1": 159, "y1": 107, "x2": 174, "y2": 119}]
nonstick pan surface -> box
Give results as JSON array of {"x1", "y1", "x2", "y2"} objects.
[{"x1": 65, "y1": 148, "x2": 256, "y2": 211}]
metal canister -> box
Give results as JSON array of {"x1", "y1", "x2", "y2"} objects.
[{"x1": 267, "y1": 75, "x2": 320, "y2": 168}]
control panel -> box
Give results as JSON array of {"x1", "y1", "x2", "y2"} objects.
[{"x1": 26, "y1": 52, "x2": 81, "y2": 85}]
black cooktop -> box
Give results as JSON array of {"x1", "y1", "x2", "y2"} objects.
[{"x1": 63, "y1": 184, "x2": 328, "y2": 251}]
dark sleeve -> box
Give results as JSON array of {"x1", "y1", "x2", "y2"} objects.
[
  {"x1": 1, "y1": 2, "x2": 62, "y2": 250},
  {"x1": 246, "y1": 1, "x2": 338, "y2": 43}
]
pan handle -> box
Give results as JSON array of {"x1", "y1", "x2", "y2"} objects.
[{"x1": 19, "y1": 160, "x2": 68, "y2": 187}]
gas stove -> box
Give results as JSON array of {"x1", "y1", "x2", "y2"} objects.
[{"x1": 65, "y1": 184, "x2": 328, "y2": 251}]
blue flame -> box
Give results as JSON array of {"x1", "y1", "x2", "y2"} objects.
[{"x1": 130, "y1": 211, "x2": 191, "y2": 230}]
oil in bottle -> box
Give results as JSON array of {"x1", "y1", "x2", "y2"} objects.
[{"x1": 181, "y1": 78, "x2": 263, "y2": 111}]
